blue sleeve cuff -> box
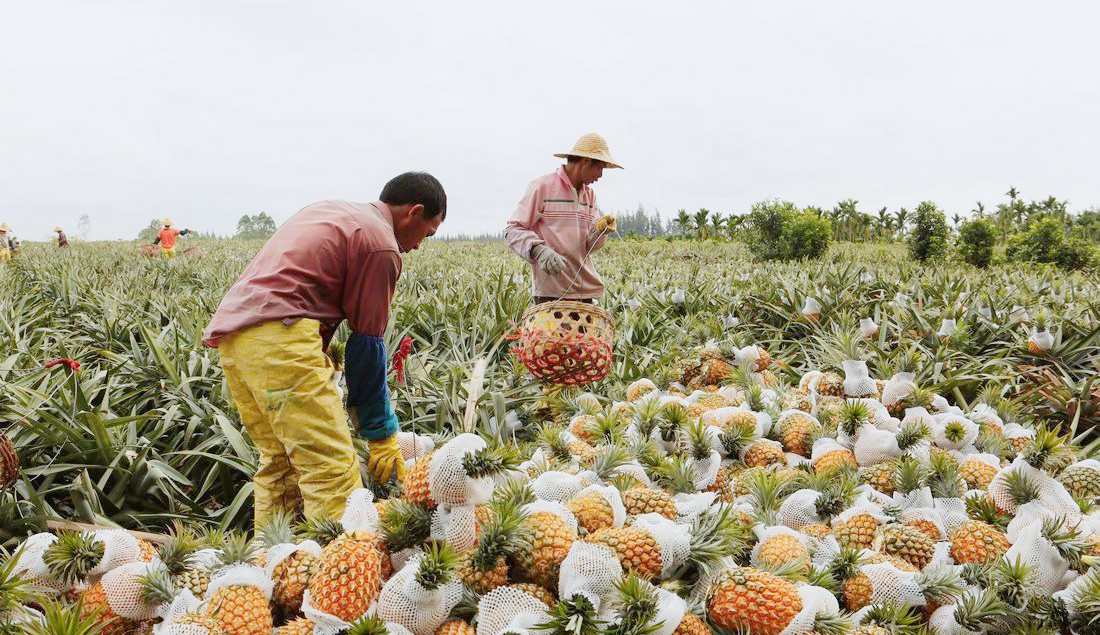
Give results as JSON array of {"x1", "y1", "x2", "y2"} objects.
[{"x1": 345, "y1": 333, "x2": 398, "y2": 441}]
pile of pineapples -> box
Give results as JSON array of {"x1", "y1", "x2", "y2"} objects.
[{"x1": 5, "y1": 343, "x2": 1100, "y2": 635}]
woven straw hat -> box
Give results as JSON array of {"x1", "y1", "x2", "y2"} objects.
[
  {"x1": 54, "y1": 225, "x2": 63, "y2": 232},
  {"x1": 162, "y1": 218, "x2": 174, "y2": 227},
  {"x1": 554, "y1": 133, "x2": 622, "y2": 169},
  {"x1": 0, "y1": 223, "x2": 9, "y2": 232}
]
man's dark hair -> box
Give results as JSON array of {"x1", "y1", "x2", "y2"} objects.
[{"x1": 380, "y1": 172, "x2": 447, "y2": 219}]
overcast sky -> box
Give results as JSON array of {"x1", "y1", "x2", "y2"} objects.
[{"x1": 2, "y1": 2, "x2": 1098, "y2": 241}]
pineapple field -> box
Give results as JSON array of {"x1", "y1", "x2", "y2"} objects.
[{"x1": 4, "y1": 238, "x2": 1100, "y2": 633}]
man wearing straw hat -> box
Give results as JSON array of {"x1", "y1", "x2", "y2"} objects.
[
  {"x1": 505, "y1": 132, "x2": 621, "y2": 304},
  {"x1": 54, "y1": 226, "x2": 69, "y2": 248},
  {"x1": 203, "y1": 172, "x2": 446, "y2": 528},
  {"x1": 0, "y1": 223, "x2": 12, "y2": 262},
  {"x1": 152, "y1": 218, "x2": 191, "y2": 258}
]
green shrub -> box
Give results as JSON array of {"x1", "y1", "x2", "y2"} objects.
[
  {"x1": 956, "y1": 216, "x2": 996, "y2": 267},
  {"x1": 1006, "y1": 218, "x2": 1095, "y2": 270},
  {"x1": 907, "y1": 201, "x2": 949, "y2": 262},
  {"x1": 744, "y1": 200, "x2": 831, "y2": 261}
]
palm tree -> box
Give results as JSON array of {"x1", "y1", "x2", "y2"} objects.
[
  {"x1": 971, "y1": 201, "x2": 985, "y2": 218},
  {"x1": 692, "y1": 208, "x2": 711, "y2": 240},
  {"x1": 952, "y1": 212, "x2": 962, "y2": 228},
  {"x1": 674, "y1": 209, "x2": 691, "y2": 237},
  {"x1": 709, "y1": 212, "x2": 726, "y2": 240},
  {"x1": 894, "y1": 208, "x2": 909, "y2": 238},
  {"x1": 876, "y1": 207, "x2": 891, "y2": 239}
]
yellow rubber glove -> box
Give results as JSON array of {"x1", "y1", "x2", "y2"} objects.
[
  {"x1": 366, "y1": 434, "x2": 406, "y2": 484},
  {"x1": 593, "y1": 214, "x2": 617, "y2": 234}
]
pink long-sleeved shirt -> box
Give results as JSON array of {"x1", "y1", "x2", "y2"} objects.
[{"x1": 504, "y1": 167, "x2": 609, "y2": 300}]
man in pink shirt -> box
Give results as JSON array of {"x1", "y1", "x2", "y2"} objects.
[
  {"x1": 505, "y1": 133, "x2": 621, "y2": 303},
  {"x1": 203, "y1": 172, "x2": 445, "y2": 526}
]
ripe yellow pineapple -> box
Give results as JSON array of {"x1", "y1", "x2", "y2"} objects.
[
  {"x1": 800, "y1": 523, "x2": 831, "y2": 539},
  {"x1": 458, "y1": 498, "x2": 524, "y2": 593},
  {"x1": 778, "y1": 412, "x2": 819, "y2": 456},
  {"x1": 755, "y1": 533, "x2": 808, "y2": 573},
  {"x1": 905, "y1": 518, "x2": 942, "y2": 541},
  {"x1": 1057, "y1": 463, "x2": 1100, "y2": 499},
  {"x1": 275, "y1": 617, "x2": 316, "y2": 635},
  {"x1": 308, "y1": 530, "x2": 384, "y2": 622},
  {"x1": 626, "y1": 379, "x2": 658, "y2": 402},
  {"x1": 871, "y1": 524, "x2": 934, "y2": 570},
  {"x1": 435, "y1": 619, "x2": 477, "y2": 635},
  {"x1": 81, "y1": 580, "x2": 134, "y2": 635},
  {"x1": 832, "y1": 513, "x2": 879, "y2": 550},
  {"x1": 258, "y1": 511, "x2": 317, "y2": 620},
  {"x1": 671, "y1": 612, "x2": 711, "y2": 635},
  {"x1": 815, "y1": 372, "x2": 845, "y2": 397},
  {"x1": 743, "y1": 439, "x2": 786, "y2": 468},
  {"x1": 949, "y1": 520, "x2": 1010, "y2": 564},
  {"x1": 960, "y1": 457, "x2": 998, "y2": 489},
  {"x1": 404, "y1": 453, "x2": 436, "y2": 508},
  {"x1": 566, "y1": 490, "x2": 617, "y2": 535},
  {"x1": 507, "y1": 582, "x2": 558, "y2": 608},
  {"x1": 706, "y1": 566, "x2": 801, "y2": 635},
  {"x1": 843, "y1": 572, "x2": 873, "y2": 611},
  {"x1": 813, "y1": 448, "x2": 857, "y2": 474},
  {"x1": 585, "y1": 527, "x2": 662, "y2": 581},
  {"x1": 513, "y1": 511, "x2": 577, "y2": 589},
  {"x1": 622, "y1": 486, "x2": 678, "y2": 520},
  {"x1": 858, "y1": 461, "x2": 897, "y2": 495},
  {"x1": 203, "y1": 534, "x2": 273, "y2": 635}
]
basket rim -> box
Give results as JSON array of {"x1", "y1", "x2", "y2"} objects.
[{"x1": 519, "y1": 299, "x2": 613, "y2": 323}]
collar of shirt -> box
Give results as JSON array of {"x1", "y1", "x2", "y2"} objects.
[{"x1": 555, "y1": 165, "x2": 589, "y2": 201}]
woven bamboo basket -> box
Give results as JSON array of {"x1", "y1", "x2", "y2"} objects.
[{"x1": 512, "y1": 300, "x2": 614, "y2": 386}]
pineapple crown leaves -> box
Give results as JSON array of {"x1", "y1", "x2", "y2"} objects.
[
  {"x1": 256, "y1": 507, "x2": 300, "y2": 547},
  {"x1": 535, "y1": 425, "x2": 574, "y2": 463},
  {"x1": 0, "y1": 546, "x2": 41, "y2": 614},
  {"x1": 813, "y1": 328, "x2": 867, "y2": 369},
  {"x1": 157, "y1": 522, "x2": 202, "y2": 577},
  {"x1": 927, "y1": 453, "x2": 965, "y2": 499},
  {"x1": 952, "y1": 588, "x2": 1010, "y2": 633},
  {"x1": 717, "y1": 423, "x2": 755, "y2": 458},
  {"x1": 813, "y1": 478, "x2": 858, "y2": 523},
  {"x1": 534, "y1": 592, "x2": 603, "y2": 635},
  {"x1": 742, "y1": 466, "x2": 794, "y2": 522},
  {"x1": 492, "y1": 478, "x2": 536, "y2": 508},
  {"x1": 859, "y1": 602, "x2": 925, "y2": 635},
  {"x1": 136, "y1": 562, "x2": 180, "y2": 607},
  {"x1": 606, "y1": 576, "x2": 662, "y2": 635},
  {"x1": 894, "y1": 457, "x2": 929, "y2": 496},
  {"x1": 915, "y1": 566, "x2": 965, "y2": 604},
  {"x1": 742, "y1": 383, "x2": 766, "y2": 412},
  {"x1": 470, "y1": 498, "x2": 529, "y2": 572},
  {"x1": 838, "y1": 400, "x2": 872, "y2": 438},
  {"x1": 341, "y1": 614, "x2": 393, "y2": 635},
  {"x1": 590, "y1": 412, "x2": 624, "y2": 446},
  {"x1": 585, "y1": 444, "x2": 633, "y2": 481},
  {"x1": 827, "y1": 545, "x2": 867, "y2": 582},
  {"x1": 808, "y1": 611, "x2": 854, "y2": 635},
  {"x1": 682, "y1": 418, "x2": 718, "y2": 462},
  {"x1": 687, "y1": 506, "x2": 750, "y2": 574},
  {"x1": 650, "y1": 454, "x2": 697, "y2": 494},
  {"x1": 963, "y1": 496, "x2": 1010, "y2": 531},
  {"x1": 299, "y1": 515, "x2": 347, "y2": 547},
  {"x1": 379, "y1": 499, "x2": 434, "y2": 554},
  {"x1": 888, "y1": 347, "x2": 925, "y2": 377},
  {"x1": 1040, "y1": 516, "x2": 1091, "y2": 568},
  {"x1": 804, "y1": 566, "x2": 840, "y2": 594},
  {"x1": 413, "y1": 542, "x2": 460, "y2": 591},
  {"x1": 1024, "y1": 426, "x2": 1076, "y2": 471},
  {"x1": 1001, "y1": 468, "x2": 1040, "y2": 507},
  {"x1": 657, "y1": 403, "x2": 691, "y2": 440},
  {"x1": 213, "y1": 531, "x2": 258, "y2": 569},
  {"x1": 895, "y1": 422, "x2": 930, "y2": 451},
  {"x1": 899, "y1": 385, "x2": 935, "y2": 412},
  {"x1": 17, "y1": 596, "x2": 109, "y2": 635},
  {"x1": 974, "y1": 428, "x2": 1012, "y2": 459},
  {"x1": 631, "y1": 398, "x2": 664, "y2": 436},
  {"x1": 462, "y1": 445, "x2": 522, "y2": 479},
  {"x1": 42, "y1": 531, "x2": 104, "y2": 585},
  {"x1": 990, "y1": 555, "x2": 1036, "y2": 608}
]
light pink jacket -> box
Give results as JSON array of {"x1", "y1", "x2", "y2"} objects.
[{"x1": 505, "y1": 167, "x2": 609, "y2": 299}]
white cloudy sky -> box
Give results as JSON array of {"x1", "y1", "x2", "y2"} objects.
[{"x1": 2, "y1": 1, "x2": 1098, "y2": 241}]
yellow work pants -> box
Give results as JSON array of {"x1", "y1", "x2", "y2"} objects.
[
  {"x1": 218, "y1": 319, "x2": 362, "y2": 529},
  {"x1": 0, "y1": 248, "x2": 9, "y2": 262},
  {"x1": 161, "y1": 245, "x2": 177, "y2": 258}
]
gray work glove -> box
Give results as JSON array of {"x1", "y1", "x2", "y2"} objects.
[{"x1": 531, "y1": 243, "x2": 566, "y2": 276}]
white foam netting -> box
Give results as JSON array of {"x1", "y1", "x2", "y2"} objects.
[
  {"x1": 893, "y1": 486, "x2": 935, "y2": 511},
  {"x1": 430, "y1": 504, "x2": 482, "y2": 550},
  {"x1": 931, "y1": 394, "x2": 957, "y2": 415},
  {"x1": 398, "y1": 431, "x2": 435, "y2": 461},
  {"x1": 810, "y1": 437, "x2": 849, "y2": 462},
  {"x1": 12, "y1": 532, "x2": 64, "y2": 596},
  {"x1": 900, "y1": 507, "x2": 947, "y2": 541},
  {"x1": 475, "y1": 585, "x2": 551, "y2": 635},
  {"x1": 778, "y1": 584, "x2": 839, "y2": 635},
  {"x1": 673, "y1": 492, "x2": 717, "y2": 523},
  {"x1": 749, "y1": 525, "x2": 808, "y2": 568},
  {"x1": 933, "y1": 497, "x2": 969, "y2": 534},
  {"x1": 937, "y1": 318, "x2": 957, "y2": 339},
  {"x1": 1053, "y1": 567, "x2": 1100, "y2": 619},
  {"x1": 626, "y1": 379, "x2": 658, "y2": 402},
  {"x1": 692, "y1": 449, "x2": 723, "y2": 490},
  {"x1": 854, "y1": 484, "x2": 893, "y2": 507},
  {"x1": 1004, "y1": 521, "x2": 1069, "y2": 596},
  {"x1": 833, "y1": 498, "x2": 891, "y2": 527},
  {"x1": 301, "y1": 587, "x2": 353, "y2": 635},
  {"x1": 854, "y1": 424, "x2": 902, "y2": 466},
  {"x1": 901, "y1": 407, "x2": 937, "y2": 430},
  {"x1": 862, "y1": 561, "x2": 926, "y2": 607},
  {"x1": 429, "y1": 433, "x2": 496, "y2": 506},
  {"x1": 651, "y1": 588, "x2": 688, "y2": 635},
  {"x1": 614, "y1": 461, "x2": 654, "y2": 488},
  {"x1": 89, "y1": 529, "x2": 144, "y2": 576},
  {"x1": 933, "y1": 414, "x2": 979, "y2": 450},
  {"x1": 0, "y1": 606, "x2": 43, "y2": 628},
  {"x1": 987, "y1": 457, "x2": 1080, "y2": 518},
  {"x1": 101, "y1": 560, "x2": 162, "y2": 620},
  {"x1": 880, "y1": 372, "x2": 916, "y2": 410},
  {"x1": 927, "y1": 602, "x2": 979, "y2": 635},
  {"x1": 778, "y1": 489, "x2": 823, "y2": 530},
  {"x1": 632, "y1": 513, "x2": 692, "y2": 578},
  {"x1": 266, "y1": 540, "x2": 323, "y2": 580},
  {"x1": 802, "y1": 297, "x2": 822, "y2": 317},
  {"x1": 557, "y1": 541, "x2": 623, "y2": 614},
  {"x1": 968, "y1": 403, "x2": 1004, "y2": 432},
  {"x1": 785, "y1": 452, "x2": 811, "y2": 468},
  {"x1": 860, "y1": 317, "x2": 879, "y2": 339},
  {"x1": 206, "y1": 563, "x2": 273, "y2": 601},
  {"x1": 154, "y1": 591, "x2": 210, "y2": 635},
  {"x1": 376, "y1": 552, "x2": 464, "y2": 635},
  {"x1": 1002, "y1": 422, "x2": 1036, "y2": 444},
  {"x1": 799, "y1": 370, "x2": 823, "y2": 393},
  {"x1": 523, "y1": 500, "x2": 579, "y2": 534},
  {"x1": 1030, "y1": 328, "x2": 1055, "y2": 351},
  {"x1": 716, "y1": 385, "x2": 746, "y2": 405},
  {"x1": 842, "y1": 360, "x2": 877, "y2": 397},
  {"x1": 610, "y1": 401, "x2": 634, "y2": 422},
  {"x1": 341, "y1": 488, "x2": 380, "y2": 533}
]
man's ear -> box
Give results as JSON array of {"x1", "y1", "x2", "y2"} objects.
[{"x1": 409, "y1": 203, "x2": 426, "y2": 219}]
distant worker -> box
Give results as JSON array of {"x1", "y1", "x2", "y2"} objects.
[
  {"x1": 153, "y1": 218, "x2": 191, "y2": 258},
  {"x1": 54, "y1": 226, "x2": 69, "y2": 248},
  {"x1": 202, "y1": 172, "x2": 446, "y2": 527},
  {"x1": 0, "y1": 223, "x2": 11, "y2": 262},
  {"x1": 505, "y1": 133, "x2": 621, "y2": 304}
]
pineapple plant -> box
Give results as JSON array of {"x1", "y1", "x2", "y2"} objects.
[
  {"x1": 705, "y1": 566, "x2": 801, "y2": 635},
  {"x1": 459, "y1": 498, "x2": 526, "y2": 593},
  {"x1": 202, "y1": 533, "x2": 273, "y2": 635}
]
